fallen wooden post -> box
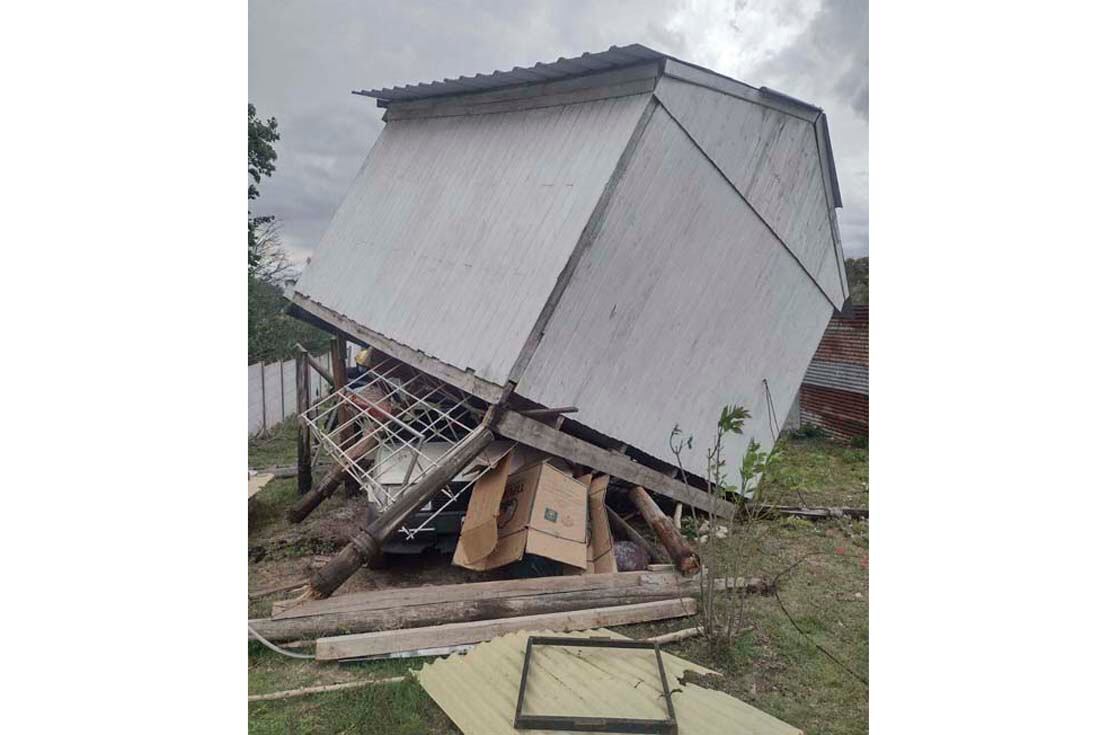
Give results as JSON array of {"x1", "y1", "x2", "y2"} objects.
[
  {"x1": 607, "y1": 507, "x2": 668, "y2": 564},
  {"x1": 304, "y1": 424, "x2": 496, "y2": 599},
  {"x1": 628, "y1": 486, "x2": 700, "y2": 575},
  {"x1": 285, "y1": 433, "x2": 377, "y2": 523},
  {"x1": 495, "y1": 410, "x2": 738, "y2": 518},
  {"x1": 248, "y1": 677, "x2": 404, "y2": 703},
  {"x1": 314, "y1": 598, "x2": 698, "y2": 661},
  {"x1": 517, "y1": 406, "x2": 578, "y2": 418},
  {"x1": 251, "y1": 571, "x2": 743, "y2": 642},
  {"x1": 285, "y1": 465, "x2": 347, "y2": 523}
]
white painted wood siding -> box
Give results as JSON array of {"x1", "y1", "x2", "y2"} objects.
[
  {"x1": 293, "y1": 94, "x2": 651, "y2": 386},
  {"x1": 654, "y1": 77, "x2": 845, "y2": 308},
  {"x1": 517, "y1": 107, "x2": 834, "y2": 479}
]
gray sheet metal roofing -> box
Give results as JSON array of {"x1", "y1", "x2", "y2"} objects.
[
  {"x1": 354, "y1": 43, "x2": 666, "y2": 102},
  {"x1": 352, "y1": 43, "x2": 841, "y2": 208}
]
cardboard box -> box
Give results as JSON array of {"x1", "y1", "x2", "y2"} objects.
[
  {"x1": 454, "y1": 458, "x2": 589, "y2": 571},
  {"x1": 585, "y1": 474, "x2": 618, "y2": 574}
]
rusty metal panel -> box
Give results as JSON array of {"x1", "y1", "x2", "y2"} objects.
[
  {"x1": 812, "y1": 306, "x2": 868, "y2": 367},
  {"x1": 416, "y1": 628, "x2": 803, "y2": 735},
  {"x1": 292, "y1": 93, "x2": 651, "y2": 387},
  {"x1": 518, "y1": 106, "x2": 834, "y2": 480},
  {"x1": 798, "y1": 306, "x2": 868, "y2": 439},
  {"x1": 800, "y1": 384, "x2": 868, "y2": 440}
]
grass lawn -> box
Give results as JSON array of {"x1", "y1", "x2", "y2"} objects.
[{"x1": 248, "y1": 425, "x2": 869, "y2": 734}]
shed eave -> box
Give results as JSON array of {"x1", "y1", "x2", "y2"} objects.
[{"x1": 285, "y1": 290, "x2": 506, "y2": 404}]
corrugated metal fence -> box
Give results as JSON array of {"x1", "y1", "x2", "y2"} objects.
[
  {"x1": 797, "y1": 305, "x2": 868, "y2": 439},
  {"x1": 247, "y1": 344, "x2": 356, "y2": 436}
]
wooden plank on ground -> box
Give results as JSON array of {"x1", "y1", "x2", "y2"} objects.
[
  {"x1": 496, "y1": 410, "x2": 737, "y2": 518},
  {"x1": 272, "y1": 570, "x2": 670, "y2": 619},
  {"x1": 315, "y1": 598, "x2": 698, "y2": 661}
]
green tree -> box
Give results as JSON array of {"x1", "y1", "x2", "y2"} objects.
[
  {"x1": 246, "y1": 104, "x2": 329, "y2": 363},
  {"x1": 845, "y1": 257, "x2": 869, "y2": 305},
  {"x1": 248, "y1": 276, "x2": 330, "y2": 363},
  {"x1": 248, "y1": 103, "x2": 279, "y2": 201},
  {"x1": 248, "y1": 104, "x2": 287, "y2": 280}
]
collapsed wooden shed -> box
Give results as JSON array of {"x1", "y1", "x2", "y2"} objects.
[{"x1": 287, "y1": 44, "x2": 848, "y2": 517}]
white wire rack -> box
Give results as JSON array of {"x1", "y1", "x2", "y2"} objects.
[{"x1": 300, "y1": 355, "x2": 510, "y2": 541}]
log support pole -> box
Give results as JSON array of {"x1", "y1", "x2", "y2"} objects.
[
  {"x1": 286, "y1": 433, "x2": 376, "y2": 524},
  {"x1": 305, "y1": 425, "x2": 496, "y2": 599},
  {"x1": 295, "y1": 351, "x2": 312, "y2": 496},
  {"x1": 628, "y1": 486, "x2": 700, "y2": 575}
]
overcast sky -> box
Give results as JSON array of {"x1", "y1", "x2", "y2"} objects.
[{"x1": 249, "y1": 0, "x2": 868, "y2": 266}]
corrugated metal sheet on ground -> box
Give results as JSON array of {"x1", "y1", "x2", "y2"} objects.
[{"x1": 416, "y1": 628, "x2": 802, "y2": 735}]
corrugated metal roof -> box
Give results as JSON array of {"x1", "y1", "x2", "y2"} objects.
[
  {"x1": 416, "y1": 628, "x2": 803, "y2": 735},
  {"x1": 355, "y1": 44, "x2": 666, "y2": 102},
  {"x1": 352, "y1": 41, "x2": 843, "y2": 237}
]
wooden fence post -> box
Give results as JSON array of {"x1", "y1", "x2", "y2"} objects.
[{"x1": 295, "y1": 351, "x2": 312, "y2": 496}]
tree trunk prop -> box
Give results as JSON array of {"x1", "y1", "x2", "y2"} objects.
[
  {"x1": 628, "y1": 486, "x2": 700, "y2": 575},
  {"x1": 286, "y1": 433, "x2": 376, "y2": 524},
  {"x1": 304, "y1": 425, "x2": 495, "y2": 599}
]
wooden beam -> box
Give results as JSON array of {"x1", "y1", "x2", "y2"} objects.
[
  {"x1": 496, "y1": 410, "x2": 737, "y2": 518},
  {"x1": 314, "y1": 598, "x2": 697, "y2": 661},
  {"x1": 274, "y1": 571, "x2": 666, "y2": 620},
  {"x1": 253, "y1": 578, "x2": 711, "y2": 643},
  {"x1": 295, "y1": 343, "x2": 334, "y2": 386}
]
